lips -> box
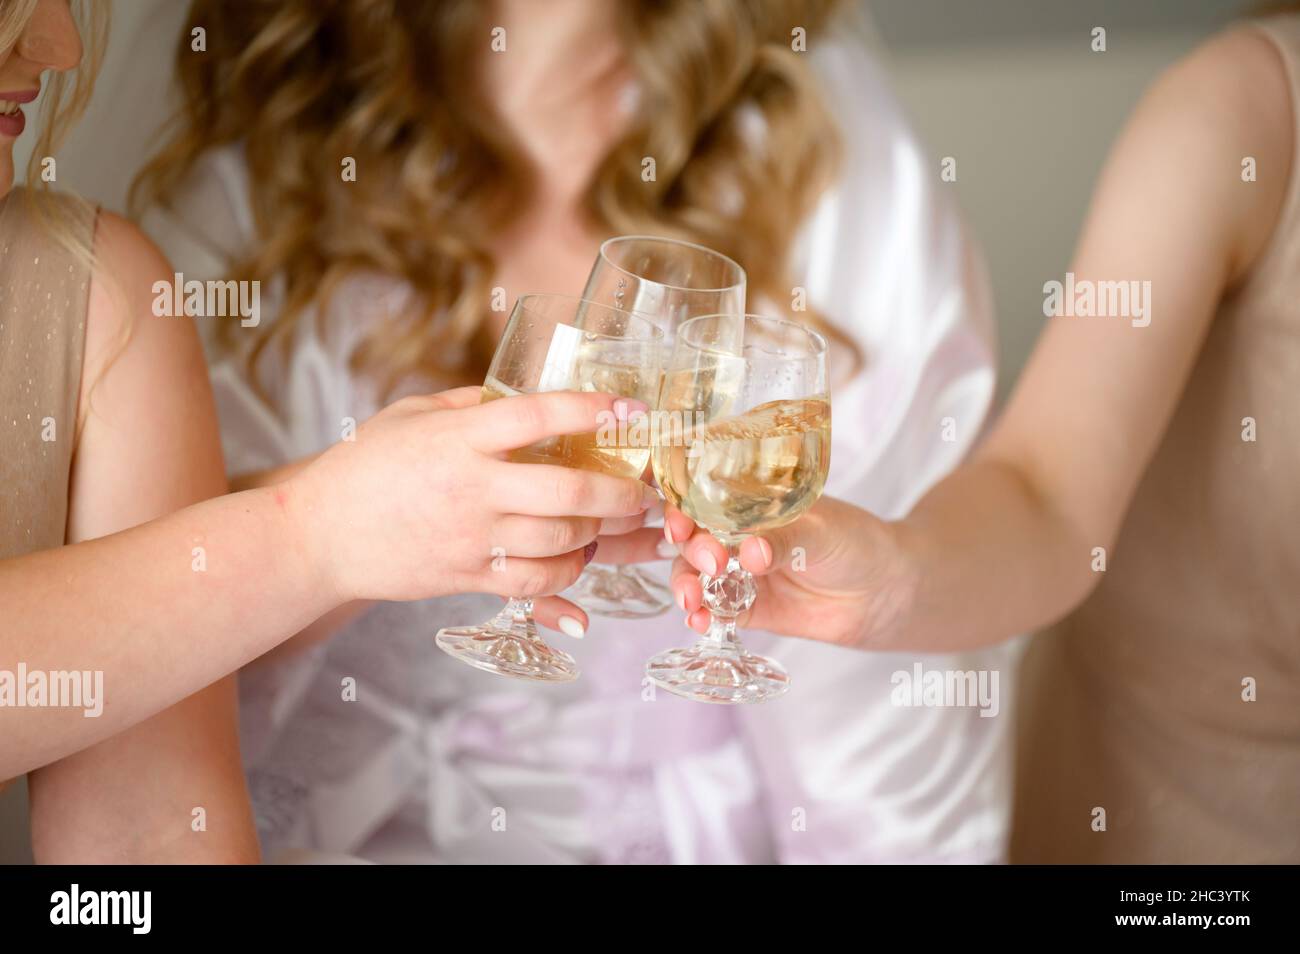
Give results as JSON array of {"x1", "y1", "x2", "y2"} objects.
[
  {"x1": 0, "y1": 90, "x2": 38, "y2": 140},
  {"x1": 0, "y1": 109, "x2": 26, "y2": 139}
]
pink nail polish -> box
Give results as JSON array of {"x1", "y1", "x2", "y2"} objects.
[{"x1": 698, "y1": 550, "x2": 718, "y2": 577}]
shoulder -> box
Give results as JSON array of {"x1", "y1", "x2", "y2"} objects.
[
  {"x1": 809, "y1": 35, "x2": 926, "y2": 193},
  {"x1": 799, "y1": 37, "x2": 992, "y2": 348},
  {"x1": 805, "y1": 31, "x2": 967, "y2": 267},
  {"x1": 1117, "y1": 23, "x2": 1293, "y2": 279},
  {"x1": 1145, "y1": 24, "x2": 1290, "y2": 144},
  {"x1": 86, "y1": 210, "x2": 173, "y2": 353},
  {"x1": 91, "y1": 210, "x2": 171, "y2": 291},
  {"x1": 70, "y1": 210, "x2": 224, "y2": 537},
  {"x1": 83, "y1": 211, "x2": 207, "y2": 410}
]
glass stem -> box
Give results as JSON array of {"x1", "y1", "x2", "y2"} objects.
[
  {"x1": 705, "y1": 613, "x2": 740, "y2": 650},
  {"x1": 700, "y1": 541, "x2": 757, "y2": 652},
  {"x1": 491, "y1": 597, "x2": 535, "y2": 634}
]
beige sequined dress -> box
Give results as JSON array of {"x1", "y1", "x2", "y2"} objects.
[
  {"x1": 1011, "y1": 18, "x2": 1300, "y2": 863},
  {"x1": 0, "y1": 187, "x2": 97, "y2": 797}
]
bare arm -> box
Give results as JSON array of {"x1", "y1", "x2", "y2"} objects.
[
  {"x1": 891, "y1": 28, "x2": 1291, "y2": 650},
  {"x1": 30, "y1": 213, "x2": 267, "y2": 860},
  {"x1": 230, "y1": 456, "x2": 372, "y2": 670},
  {"x1": 1, "y1": 385, "x2": 655, "y2": 783},
  {"x1": 1, "y1": 478, "x2": 339, "y2": 783},
  {"x1": 232, "y1": 454, "x2": 634, "y2": 668},
  {"x1": 669, "y1": 28, "x2": 1293, "y2": 653}
]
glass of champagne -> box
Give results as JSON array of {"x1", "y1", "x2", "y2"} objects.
[
  {"x1": 567, "y1": 235, "x2": 747, "y2": 618},
  {"x1": 648, "y1": 314, "x2": 830, "y2": 704},
  {"x1": 435, "y1": 294, "x2": 663, "y2": 682}
]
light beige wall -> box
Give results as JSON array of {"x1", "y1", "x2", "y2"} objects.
[{"x1": 883, "y1": 31, "x2": 1212, "y2": 399}]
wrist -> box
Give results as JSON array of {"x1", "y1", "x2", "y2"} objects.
[
  {"x1": 272, "y1": 470, "x2": 352, "y2": 608},
  {"x1": 860, "y1": 517, "x2": 921, "y2": 650}
]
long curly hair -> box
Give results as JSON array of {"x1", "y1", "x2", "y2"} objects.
[{"x1": 132, "y1": 0, "x2": 851, "y2": 396}]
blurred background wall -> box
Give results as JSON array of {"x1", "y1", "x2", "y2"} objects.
[
  {"x1": 1, "y1": 0, "x2": 1253, "y2": 863},
  {"x1": 870, "y1": 0, "x2": 1249, "y2": 397}
]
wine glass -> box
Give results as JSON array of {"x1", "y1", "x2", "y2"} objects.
[
  {"x1": 567, "y1": 235, "x2": 747, "y2": 618},
  {"x1": 646, "y1": 314, "x2": 830, "y2": 704},
  {"x1": 435, "y1": 294, "x2": 663, "y2": 682}
]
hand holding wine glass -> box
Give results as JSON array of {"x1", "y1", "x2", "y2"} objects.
[
  {"x1": 290, "y1": 383, "x2": 657, "y2": 608},
  {"x1": 663, "y1": 495, "x2": 912, "y2": 651},
  {"x1": 646, "y1": 313, "x2": 832, "y2": 704},
  {"x1": 435, "y1": 294, "x2": 664, "y2": 682}
]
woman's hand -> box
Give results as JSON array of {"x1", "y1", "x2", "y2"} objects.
[
  {"x1": 284, "y1": 387, "x2": 658, "y2": 621},
  {"x1": 576, "y1": 480, "x2": 672, "y2": 570},
  {"x1": 664, "y1": 497, "x2": 915, "y2": 649}
]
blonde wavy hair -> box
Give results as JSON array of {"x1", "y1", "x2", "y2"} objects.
[
  {"x1": 1, "y1": 0, "x2": 108, "y2": 262},
  {"x1": 134, "y1": 0, "x2": 853, "y2": 395}
]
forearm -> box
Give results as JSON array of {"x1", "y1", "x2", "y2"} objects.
[
  {"x1": 229, "y1": 456, "x2": 317, "y2": 493},
  {"x1": 231, "y1": 457, "x2": 371, "y2": 667},
  {"x1": 881, "y1": 454, "x2": 1099, "y2": 653},
  {"x1": 0, "y1": 482, "x2": 335, "y2": 778}
]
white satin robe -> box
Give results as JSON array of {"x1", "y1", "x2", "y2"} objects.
[{"x1": 142, "y1": 40, "x2": 1014, "y2": 864}]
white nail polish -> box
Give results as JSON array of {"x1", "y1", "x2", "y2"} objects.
[
  {"x1": 557, "y1": 615, "x2": 586, "y2": 639},
  {"x1": 656, "y1": 539, "x2": 678, "y2": 560},
  {"x1": 699, "y1": 552, "x2": 718, "y2": 577}
]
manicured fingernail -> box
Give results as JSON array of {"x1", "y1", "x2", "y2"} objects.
[
  {"x1": 663, "y1": 522, "x2": 677, "y2": 545},
  {"x1": 657, "y1": 539, "x2": 678, "y2": 560},
  {"x1": 558, "y1": 615, "x2": 586, "y2": 639},
  {"x1": 755, "y1": 537, "x2": 773, "y2": 569},
  {"x1": 613, "y1": 398, "x2": 649, "y2": 422},
  {"x1": 642, "y1": 484, "x2": 663, "y2": 510},
  {"x1": 583, "y1": 541, "x2": 598, "y2": 565},
  {"x1": 675, "y1": 587, "x2": 688, "y2": 611},
  {"x1": 644, "y1": 499, "x2": 664, "y2": 523},
  {"x1": 698, "y1": 550, "x2": 718, "y2": 576}
]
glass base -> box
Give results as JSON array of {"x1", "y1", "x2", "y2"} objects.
[
  {"x1": 645, "y1": 643, "x2": 790, "y2": 704},
  {"x1": 435, "y1": 603, "x2": 578, "y2": 682},
  {"x1": 567, "y1": 565, "x2": 673, "y2": 619}
]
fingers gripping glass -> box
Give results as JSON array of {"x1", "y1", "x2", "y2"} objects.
[
  {"x1": 647, "y1": 314, "x2": 830, "y2": 704},
  {"x1": 435, "y1": 294, "x2": 663, "y2": 682},
  {"x1": 567, "y1": 235, "x2": 747, "y2": 619}
]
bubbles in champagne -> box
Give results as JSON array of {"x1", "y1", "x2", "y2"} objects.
[{"x1": 653, "y1": 397, "x2": 831, "y2": 537}]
